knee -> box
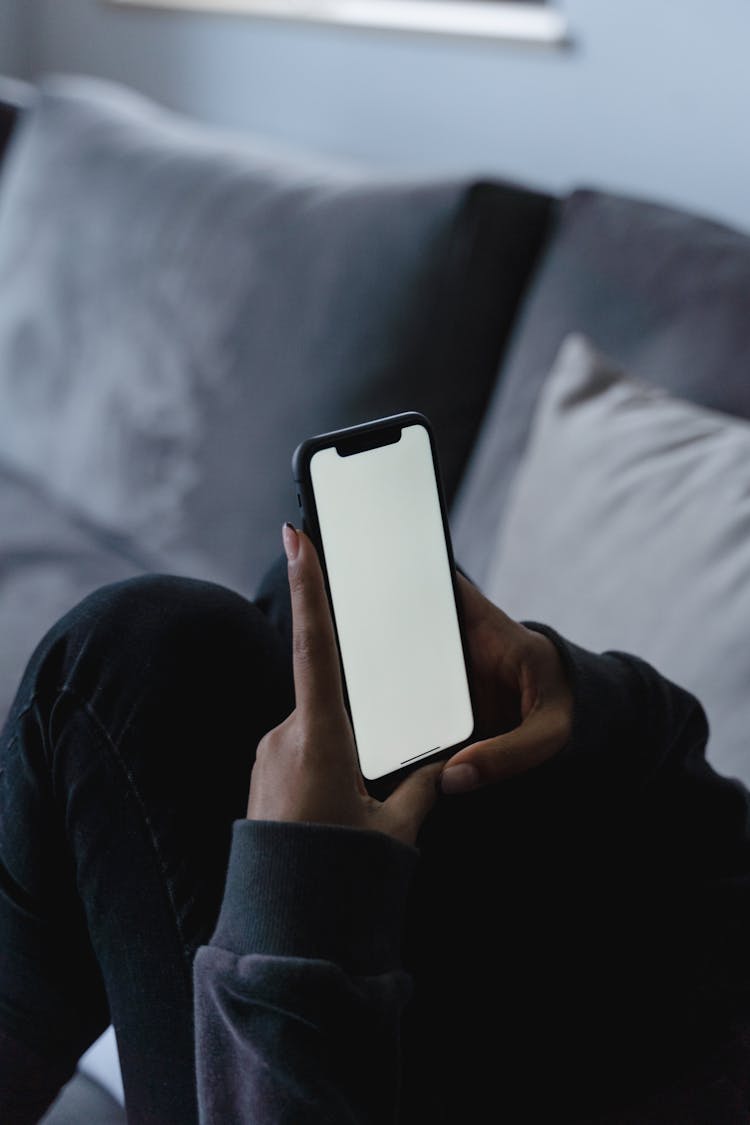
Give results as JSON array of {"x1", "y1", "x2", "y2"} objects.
[
  {"x1": 66, "y1": 571, "x2": 254, "y2": 647},
  {"x1": 71, "y1": 572, "x2": 257, "y2": 643},
  {"x1": 19, "y1": 574, "x2": 285, "y2": 719}
]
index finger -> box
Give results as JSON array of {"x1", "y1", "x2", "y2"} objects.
[{"x1": 283, "y1": 523, "x2": 345, "y2": 718}]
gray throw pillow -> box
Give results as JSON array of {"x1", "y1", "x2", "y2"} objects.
[
  {"x1": 0, "y1": 75, "x2": 526, "y2": 596},
  {"x1": 485, "y1": 334, "x2": 750, "y2": 785},
  {"x1": 451, "y1": 189, "x2": 750, "y2": 589}
]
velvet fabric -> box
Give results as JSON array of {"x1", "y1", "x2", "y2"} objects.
[
  {"x1": 0, "y1": 76, "x2": 549, "y2": 599},
  {"x1": 0, "y1": 459, "x2": 148, "y2": 724},
  {"x1": 452, "y1": 189, "x2": 750, "y2": 584},
  {"x1": 485, "y1": 334, "x2": 750, "y2": 785}
]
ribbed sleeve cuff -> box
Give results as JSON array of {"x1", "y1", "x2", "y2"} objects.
[{"x1": 210, "y1": 819, "x2": 420, "y2": 976}]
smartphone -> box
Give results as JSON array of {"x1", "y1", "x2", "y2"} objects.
[{"x1": 292, "y1": 411, "x2": 475, "y2": 796}]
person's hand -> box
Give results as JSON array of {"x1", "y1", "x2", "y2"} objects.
[
  {"x1": 246, "y1": 523, "x2": 443, "y2": 847},
  {"x1": 438, "y1": 573, "x2": 574, "y2": 795}
]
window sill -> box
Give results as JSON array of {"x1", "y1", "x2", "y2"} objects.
[{"x1": 107, "y1": 0, "x2": 570, "y2": 47}]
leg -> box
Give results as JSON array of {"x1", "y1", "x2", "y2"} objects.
[{"x1": 0, "y1": 570, "x2": 293, "y2": 1123}]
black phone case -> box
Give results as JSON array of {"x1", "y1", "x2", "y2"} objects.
[{"x1": 292, "y1": 411, "x2": 476, "y2": 802}]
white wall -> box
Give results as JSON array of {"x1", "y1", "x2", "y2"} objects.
[{"x1": 19, "y1": 0, "x2": 750, "y2": 233}]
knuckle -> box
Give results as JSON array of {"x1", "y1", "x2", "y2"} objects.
[
  {"x1": 254, "y1": 734, "x2": 275, "y2": 764},
  {"x1": 293, "y1": 624, "x2": 323, "y2": 668},
  {"x1": 553, "y1": 702, "x2": 574, "y2": 747},
  {"x1": 289, "y1": 565, "x2": 311, "y2": 604},
  {"x1": 290, "y1": 567, "x2": 308, "y2": 594},
  {"x1": 523, "y1": 627, "x2": 549, "y2": 665},
  {"x1": 256, "y1": 714, "x2": 293, "y2": 753}
]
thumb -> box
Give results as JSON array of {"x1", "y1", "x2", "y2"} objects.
[
  {"x1": 441, "y1": 705, "x2": 569, "y2": 792},
  {"x1": 383, "y1": 762, "x2": 444, "y2": 845}
]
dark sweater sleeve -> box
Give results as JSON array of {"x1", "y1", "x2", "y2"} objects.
[
  {"x1": 520, "y1": 623, "x2": 750, "y2": 1112},
  {"x1": 193, "y1": 818, "x2": 419, "y2": 1124},
  {"x1": 524, "y1": 622, "x2": 750, "y2": 1018},
  {"x1": 193, "y1": 627, "x2": 750, "y2": 1123},
  {"x1": 526, "y1": 621, "x2": 750, "y2": 867}
]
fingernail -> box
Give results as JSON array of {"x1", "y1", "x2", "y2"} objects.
[
  {"x1": 282, "y1": 522, "x2": 299, "y2": 562},
  {"x1": 441, "y1": 764, "x2": 480, "y2": 795}
]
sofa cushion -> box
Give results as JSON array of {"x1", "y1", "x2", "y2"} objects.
[
  {"x1": 40, "y1": 1072, "x2": 125, "y2": 1125},
  {"x1": 452, "y1": 189, "x2": 750, "y2": 587},
  {"x1": 0, "y1": 75, "x2": 551, "y2": 597},
  {"x1": 484, "y1": 334, "x2": 750, "y2": 785},
  {"x1": 0, "y1": 459, "x2": 149, "y2": 727}
]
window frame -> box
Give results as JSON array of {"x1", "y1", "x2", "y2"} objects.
[{"x1": 107, "y1": 0, "x2": 570, "y2": 47}]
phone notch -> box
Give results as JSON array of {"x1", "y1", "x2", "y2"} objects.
[{"x1": 335, "y1": 424, "x2": 402, "y2": 458}]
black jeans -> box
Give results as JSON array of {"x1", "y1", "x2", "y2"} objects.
[{"x1": 0, "y1": 560, "x2": 298, "y2": 1124}]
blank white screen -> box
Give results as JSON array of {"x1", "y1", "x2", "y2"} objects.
[{"x1": 310, "y1": 423, "x2": 473, "y2": 780}]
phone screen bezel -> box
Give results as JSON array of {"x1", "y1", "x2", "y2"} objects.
[{"x1": 292, "y1": 411, "x2": 476, "y2": 798}]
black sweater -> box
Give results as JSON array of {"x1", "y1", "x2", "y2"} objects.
[{"x1": 194, "y1": 625, "x2": 750, "y2": 1123}]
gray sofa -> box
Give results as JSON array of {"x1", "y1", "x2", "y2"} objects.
[{"x1": 2, "y1": 74, "x2": 750, "y2": 1117}]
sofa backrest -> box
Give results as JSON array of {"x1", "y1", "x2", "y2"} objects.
[
  {"x1": 453, "y1": 188, "x2": 750, "y2": 585},
  {"x1": 0, "y1": 75, "x2": 554, "y2": 596}
]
